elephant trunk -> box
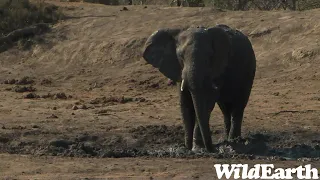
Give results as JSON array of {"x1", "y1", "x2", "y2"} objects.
[{"x1": 190, "y1": 92, "x2": 213, "y2": 152}]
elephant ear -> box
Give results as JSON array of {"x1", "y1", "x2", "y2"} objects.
[
  {"x1": 207, "y1": 26, "x2": 232, "y2": 78},
  {"x1": 142, "y1": 29, "x2": 182, "y2": 82}
]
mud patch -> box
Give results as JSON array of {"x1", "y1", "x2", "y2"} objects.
[
  {"x1": 0, "y1": 125, "x2": 319, "y2": 161},
  {"x1": 129, "y1": 125, "x2": 184, "y2": 148},
  {"x1": 270, "y1": 144, "x2": 320, "y2": 159}
]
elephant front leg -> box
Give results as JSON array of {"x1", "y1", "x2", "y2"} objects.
[
  {"x1": 191, "y1": 93, "x2": 215, "y2": 152},
  {"x1": 180, "y1": 90, "x2": 196, "y2": 150},
  {"x1": 192, "y1": 123, "x2": 205, "y2": 151}
]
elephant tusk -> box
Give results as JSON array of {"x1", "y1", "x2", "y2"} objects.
[{"x1": 180, "y1": 79, "x2": 185, "y2": 91}]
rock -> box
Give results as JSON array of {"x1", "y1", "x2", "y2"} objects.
[
  {"x1": 120, "y1": 7, "x2": 129, "y2": 11},
  {"x1": 81, "y1": 142, "x2": 97, "y2": 155},
  {"x1": 149, "y1": 83, "x2": 159, "y2": 88},
  {"x1": 249, "y1": 28, "x2": 272, "y2": 38},
  {"x1": 3, "y1": 79, "x2": 16, "y2": 84},
  {"x1": 89, "y1": 98, "x2": 103, "y2": 104},
  {"x1": 16, "y1": 76, "x2": 34, "y2": 85},
  {"x1": 47, "y1": 114, "x2": 58, "y2": 119},
  {"x1": 32, "y1": 124, "x2": 40, "y2": 128},
  {"x1": 12, "y1": 86, "x2": 36, "y2": 93},
  {"x1": 273, "y1": 92, "x2": 280, "y2": 96},
  {"x1": 24, "y1": 93, "x2": 40, "y2": 99},
  {"x1": 78, "y1": 104, "x2": 87, "y2": 110},
  {"x1": 74, "y1": 101, "x2": 82, "y2": 105},
  {"x1": 72, "y1": 105, "x2": 78, "y2": 110},
  {"x1": 41, "y1": 93, "x2": 53, "y2": 99},
  {"x1": 292, "y1": 49, "x2": 314, "y2": 60},
  {"x1": 135, "y1": 97, "x2": 146, "y2": 102},
  {"x1": 119, "y1": 97, "x2": 133, "y2": 103},
  {"x1": 54, "y1": 92, "x2": 67, "y2": 99}
]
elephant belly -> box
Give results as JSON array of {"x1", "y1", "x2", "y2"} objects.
[
  {"x1": 217, "y1": 66, "x2": 255, "y2": 107},
  {"x1": 218, "y1": 85, "x2": 250, "y2": 107}
]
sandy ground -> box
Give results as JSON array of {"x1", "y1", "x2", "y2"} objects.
[{"x1": 0, "y1": 1, "x2": 319, "y2": 179}]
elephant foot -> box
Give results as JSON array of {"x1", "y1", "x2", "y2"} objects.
[
  {"x1": 228, "y1": 136, "x2": 243, "y2": 143},
  {"x1": 192, "y1": 140, "x2": 208, "y2": 153},
  {"x1": 192, "y1": 145, "x2": 206, "y2": 153},
  {"x1": 228, "y1": 130, "x2": 242, "y2": 142},
  {"x1": 223, "y1": 134, "x2": 229, "y2": 141},
  {"x1": 192, "y1": 145, "x2": 214, "y2": 153}
]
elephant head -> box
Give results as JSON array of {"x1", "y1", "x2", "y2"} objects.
[{"x1": 142, "y1": 26, "x2": 232, "y2": 152}]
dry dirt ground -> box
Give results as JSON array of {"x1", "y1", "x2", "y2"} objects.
[{"x1": 0, "y1": 1, "x2": 319, "y2": 179}]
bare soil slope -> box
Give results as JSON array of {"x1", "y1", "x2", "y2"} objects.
[{"x1": 0, "y1": 2, "x2": 319, "y2": 179}]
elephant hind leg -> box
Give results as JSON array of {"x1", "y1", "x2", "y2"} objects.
[
  {"x1": 218, "y1": 102, "x2": 232, "y2": 139},
  {"x1": 229, "y1": 107, "x2": 245, "y2": 141},
  {"x1": 180, "y1": 89, "x2": 196, "y2": 150}
]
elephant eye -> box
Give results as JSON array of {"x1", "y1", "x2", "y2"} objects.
[
  {"x1": 204, "y1": 76, "x2": 220, "y2": 91},
  {"x1": 212, "y1": 83, "x2": 219, "y2": 90}
]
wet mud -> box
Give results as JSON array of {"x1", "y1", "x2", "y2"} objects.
[{"x1": 0, "y1": 125, "x2": 318, "y2": 161}]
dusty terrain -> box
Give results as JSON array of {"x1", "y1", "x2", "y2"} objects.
[{"x1": 0, "y1": 1, "x2": 319, "y2": 179}]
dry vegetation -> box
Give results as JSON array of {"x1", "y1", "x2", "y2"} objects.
[
  {"x1": 69, "y1": 0, "x2": 320, "y2": 11},
  {"x1": 0, "y1": 0, "x2": 64, "y2": 36},
  {"x1": 0, "y1": 0, "x2": 65, "y2": 52}
]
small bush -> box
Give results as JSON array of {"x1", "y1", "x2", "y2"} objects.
[
  {"x1": 82, "y1": 0, "x2": 121, "y2": 5},
  {"x1": 168, "y1": 0, "x2": 320, "y2": 10},
  {"x1": 0, "y1": 0, "x2": 64, "y2": 37}
]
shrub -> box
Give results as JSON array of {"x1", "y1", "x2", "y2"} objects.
[
  {"x1": 167, "y1": 0, "x2": 320, "y2": 10},
  {"x1": 0, "y1": 0, "x2": 64, "y2": 36}
]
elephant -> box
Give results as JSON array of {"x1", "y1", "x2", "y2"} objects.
[{"x1": 142, "y1": 24, "x2": 256, "y2": 152}]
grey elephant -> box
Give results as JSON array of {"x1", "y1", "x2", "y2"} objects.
[{"x1": 142, "y1": 24, "x2": 256, "y2": 152}]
